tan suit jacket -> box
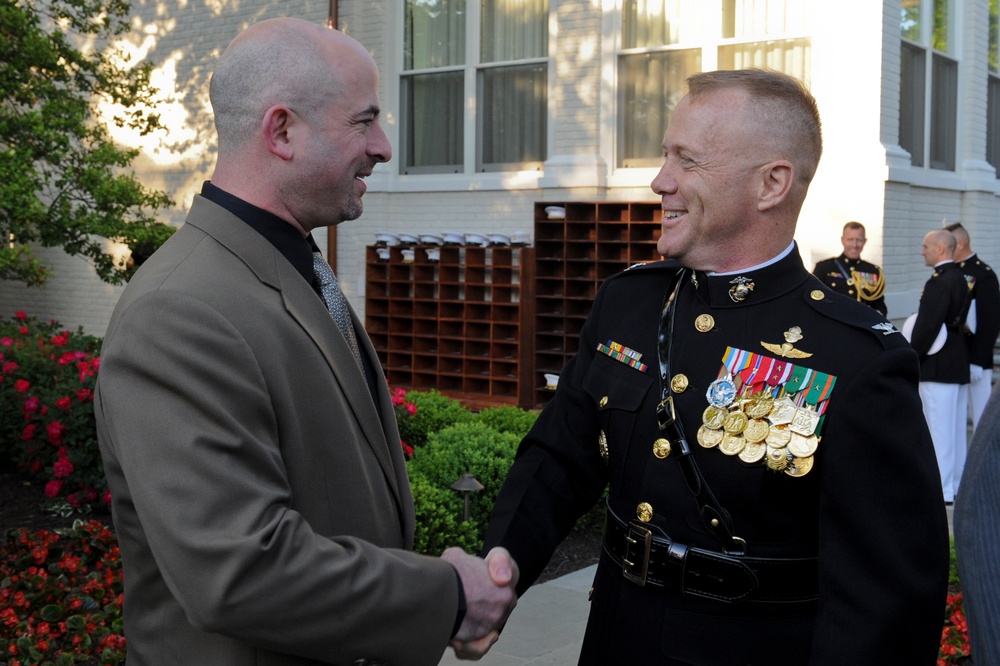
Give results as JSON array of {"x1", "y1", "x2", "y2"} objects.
[{"x1": 95, "y1": 196, "x2": 457, "y2": 665}]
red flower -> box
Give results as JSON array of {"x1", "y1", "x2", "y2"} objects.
[
  {"x1": 21, "y1": 424, "x2": 36, "y2": 441},
  {"x1": 18, "y1": 326, "x2": 27, "y2": 335},
  {"x1": 46, "y1": 421, "x2": 64, "y2": 445},
  {"x1": 401, "y1": 440, "x2": 414, "y2": 458},
  {"x1": 14, "y1": 311, "x2": 26, "y2": 320},
  {"x1": 102, "y1": 488, "x2": 112, "y2": 505},
  {"x1": 0, "y1": 337, "x2": 11, "y2": 347},
  {"x1": 50, "y1": 333, "x2": 68, "y2": 347},
  {"x1": 55, "y1": 397, "x2": 72, "y2": 410},
  {"x1": 76, "y1": 388, "x2": 92, "y2": 402},
  {"x1": 406, "y1": 402, "x2": 417, "y2": 416},
  {"x1": 2, "y1": 361, "x2": 17, "y2": 374},
  {"x1": 44, "y1": 481, "x2": 62, "y2": 497},
  {"x1": 23, "y1": 396, "x2": 40, "y2": 416},
  {"x1": 14, "y1": 378, "x2": 29, "y2": 392},
  {"x1": 53, "y1": 457, "x2": 73, "y2": 478}
]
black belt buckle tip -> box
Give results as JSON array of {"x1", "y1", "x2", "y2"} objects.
[{"x1": 622, "y1": 523, "x2": 652, "y2": 586}]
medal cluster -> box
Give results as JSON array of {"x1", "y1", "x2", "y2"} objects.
[{"x1": 695, "y1": 346, "x2": 836, "y2": 477}]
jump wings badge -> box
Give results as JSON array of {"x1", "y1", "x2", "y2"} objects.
[{"x1": 761, "y1": 326, "x2": 813, "y2": 359}]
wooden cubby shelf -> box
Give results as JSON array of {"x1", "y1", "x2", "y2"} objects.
[
  {"x1": 532, "y1": 202, "x2": 663, "y2": 407},
  {"x1": 365, "y1": 244, "x2": 535, "y2": 409}
]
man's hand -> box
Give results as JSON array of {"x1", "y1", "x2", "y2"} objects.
[
  {"x1": 970, "y1": 364, "x2": 985, "y2": 382},
  {"x1": 441, "y1": 547, "x2": 519, "y2": 658}
]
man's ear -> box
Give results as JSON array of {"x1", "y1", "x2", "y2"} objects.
[
  {"x1": 757, "y1": 160, "x2": 794, "y2": 212},
  {"x1": 262, "y1": 105, "x2": 295, "y2": 160}
]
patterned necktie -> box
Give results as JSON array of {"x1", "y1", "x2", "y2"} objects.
[{"x1": 313, "y1": 252, "x2": 366, "y2": 378}]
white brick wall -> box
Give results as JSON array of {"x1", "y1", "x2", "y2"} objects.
[{"x1": 7, "y1": 0, "x2": 1000, "y2": 337}]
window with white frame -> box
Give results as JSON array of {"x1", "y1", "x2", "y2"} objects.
[
  {"x1": 987, "y1": 0, "x2": 1000, "y2": 174},
  {"x1": 899, "y1": 0, "x2": 957, "y2": 171},
  {"x1": 401, "y1": 0, "x2": 548, "y2": 174},
  {"x1": 618, "y1": 0, "x2": 810, "y2": 168}
]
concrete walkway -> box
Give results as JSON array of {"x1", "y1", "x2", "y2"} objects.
[{"x1": 437, "y1": 564, "x2": 596, "y2": 666}]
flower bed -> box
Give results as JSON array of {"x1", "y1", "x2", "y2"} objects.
[{"x1": 1, "y1": 520, "x2": 125, "y2": 665}]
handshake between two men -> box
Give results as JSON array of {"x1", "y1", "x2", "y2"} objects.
[{"x1": 441, "y1": 546, "x2": 520, "y2": 660}]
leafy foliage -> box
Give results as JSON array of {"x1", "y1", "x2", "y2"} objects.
[
  {"x1": 0, "y1": 520, "x2": 126, "y2": 665},
  {"x1": 408, "y1": 471, "x2": 480, "y2": 556},
  {"x1": 0, "y1": 311, "x2": 106, "y2": 512},
  {"x1": 475, "y1": 405, "x2": 539, "y2": 437},
  {"x1": 397, "y1": 389, "x2": 474, "y2": 450},
  {"x1": 0, "y1": 0, "x2": 174, "y2": 286},
  {"x1": 407, "y1": 421, "x2": 520, "y2": 549}
]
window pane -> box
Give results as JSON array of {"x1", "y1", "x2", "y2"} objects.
[
  {"x1": 901, "y1": 0, "x2": 922, "y2": 42},
  {"x1": 930, "y1": 53, "x2": 957, "y2": 170},
  {"x1": 623, "y1": 0, "x2": 698, "y2": 49},
  {"x1": 405, "y1": 0, "x2": 465, "y2": 70},
  {"x1": 481, "y1": 0, "x2": 547, "y2": 63},
  {"x1": 618, "y1": 48, "x2": 701, "y2": 167},
  {"x1": 988, "y1": 74, "x2": 1000, "y2": 171},
  {"x1": 722, "y1": 0, "x2": 805, "y2": 39},
  {"x1": 718, "y1": 38, "x2": 811, "y2": 81},
  {"x1": 933, "y1": 0, "x2": 949, "y2": 52},
  {"x1": 479, "y1": 63, "x2": 547, "y2": 167},
  {"x1": 990, "y1": 0, "x2": 998, "y2": 73},
  {"x1": 900, "y1": 42, "x2": 926, "y2": 167},
  {"x1": 401, "y1": 72, "x2": 464, "y2": 172}
]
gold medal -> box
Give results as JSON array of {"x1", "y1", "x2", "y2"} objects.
[
  {"x1": 785, "y1": 455, "x2": 815, "y2": 477},
  {"x1": 766, "y1": 446, "x2": 790, "y2": 471},
  {"x1": 768, "y1": 396, "x2": 797, "y2": 425},
  {"x1": 670, "y1": 374, "x2": 689, "y2": 393},
  {"x1": 739, "y1": 441, "x2": 766, "y2": 464},
  {"x1": 743, "y1": 418, "x2": 769, "y2": 443},
  {"x1": 697, "y1": 424, "x2": 724, "y2": 448},
  {"x1": 744, "y1": 392, "x2": 774, "y2": 419},
  {"x1": 766, "y1": 424, "x2": 792, "y2": 449},
  {"x1": 788, "y1": 433, "x2": 819, "y2": 458},
  {"x1": 720, "y1": 433, "x2": 746, "y2": 456},
  {"x1": 723, "y1": 411, "x2": 749, "y2": 434},
  {"x1": 790, "y1": 407, "x2": 820, "y2": 436},
  {"x1": 653, "y1": 437, "x2": 671, "y2": 459},
  {"x1": 702, "y1": 405, "x2": 727, "y2": 430}
]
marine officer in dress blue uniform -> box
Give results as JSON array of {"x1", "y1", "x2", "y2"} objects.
[
  {"x1": 945, "y1": 222, "x2": 1000, "y2": 431},
  {"x1": 481, "y1": 69, "x2": 949, "y2": 665},
  {"x1": 812, "y1": 221, "x2": 887, "y2": 316},
  {"x1": 913, "y1": 228, "x2": 972, "y2": 504}
]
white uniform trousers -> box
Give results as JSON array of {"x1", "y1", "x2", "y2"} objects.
[
  {"x1": 967, "y1": 367, "x2": 994, "y2": 431},
  {"x1": 920, "y1": 381, "x2": 967, "y2": 502}
]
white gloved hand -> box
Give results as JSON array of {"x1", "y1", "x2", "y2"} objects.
[{"x1": 970, "y1": 364, "x2": 985, "y2": 382}]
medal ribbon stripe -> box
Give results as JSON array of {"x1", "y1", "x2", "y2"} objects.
[
  {"x1": 804, "y1": 372, "x2": 836, "y2": 406},
  {"x1": 596, "y1": 341, "x2": 648, "y2": 373}
]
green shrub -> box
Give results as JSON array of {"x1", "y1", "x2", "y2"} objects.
[
  {"x1": 409, "y1": 471, "x2": 480, "y2": 556},
  {"x1": 407, "y1": 421, "x2": 520, "y2": 548},
  {"x1": 0, "y1": 312, "x2": 105, "y2": 512},
  {"x1": 475, "y1": 405, "x2": 539, "y2": 439},
  {"x1": 399, "y1": 390, "x2": 474, "y2": 449}
]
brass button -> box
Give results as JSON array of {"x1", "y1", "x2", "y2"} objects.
[
  {"x1": 636, "y1": 502, "x2": 653, "y2": 523},
  {"x1": 710, "y1": 518, "x2": 719, "y2": 527},
  {"x1": 810, "y1": 290, "x2": 825, "y2": 301},
  {"x1": 670, "y1": 374, "x2": 689, "y2": 393},
  {"x1": 653, "y1": 438, "x2": 671, "y2": 459},
  {"x1": 599, "y1": 395, "x2": 609, "y2": 408},
  {"x1": 695, "y1": 314, "x2": 715, "y2": 332}
]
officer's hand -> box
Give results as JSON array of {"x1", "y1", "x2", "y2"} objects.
[
  {"x1": 441, "y1": 547, "x2": 518, "y2": 646},
  {"x1": 971, "y1": 364, "x2": 985, "y2": 382}
]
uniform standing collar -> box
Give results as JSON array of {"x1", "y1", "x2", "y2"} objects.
[{"x1": 689, "y1": 243, "x2": 810, "y2": 308}]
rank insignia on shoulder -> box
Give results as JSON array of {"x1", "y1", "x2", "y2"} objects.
[
  {"x1": 596, "y1": 340, "x2": 648, "y2": 372},
  {"x1": 871, "y1": 322, "x2": 899, "y2": 336}
]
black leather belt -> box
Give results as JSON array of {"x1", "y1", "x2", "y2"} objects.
[{"x1": 603, "y1": 509, "x2": 819, "y2": 603}]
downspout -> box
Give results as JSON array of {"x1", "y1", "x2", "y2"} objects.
[{"x1": 326, "y1": 0, "x2": 339, "y2": 270}]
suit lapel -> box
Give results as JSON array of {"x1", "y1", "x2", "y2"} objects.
[{"x1": 184, "y1": 197, "x2": 404, "y2": 509}]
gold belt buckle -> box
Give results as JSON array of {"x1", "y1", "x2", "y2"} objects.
[{"x1": 622, "y1": 523, "x2": 652, "y2": 586}]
